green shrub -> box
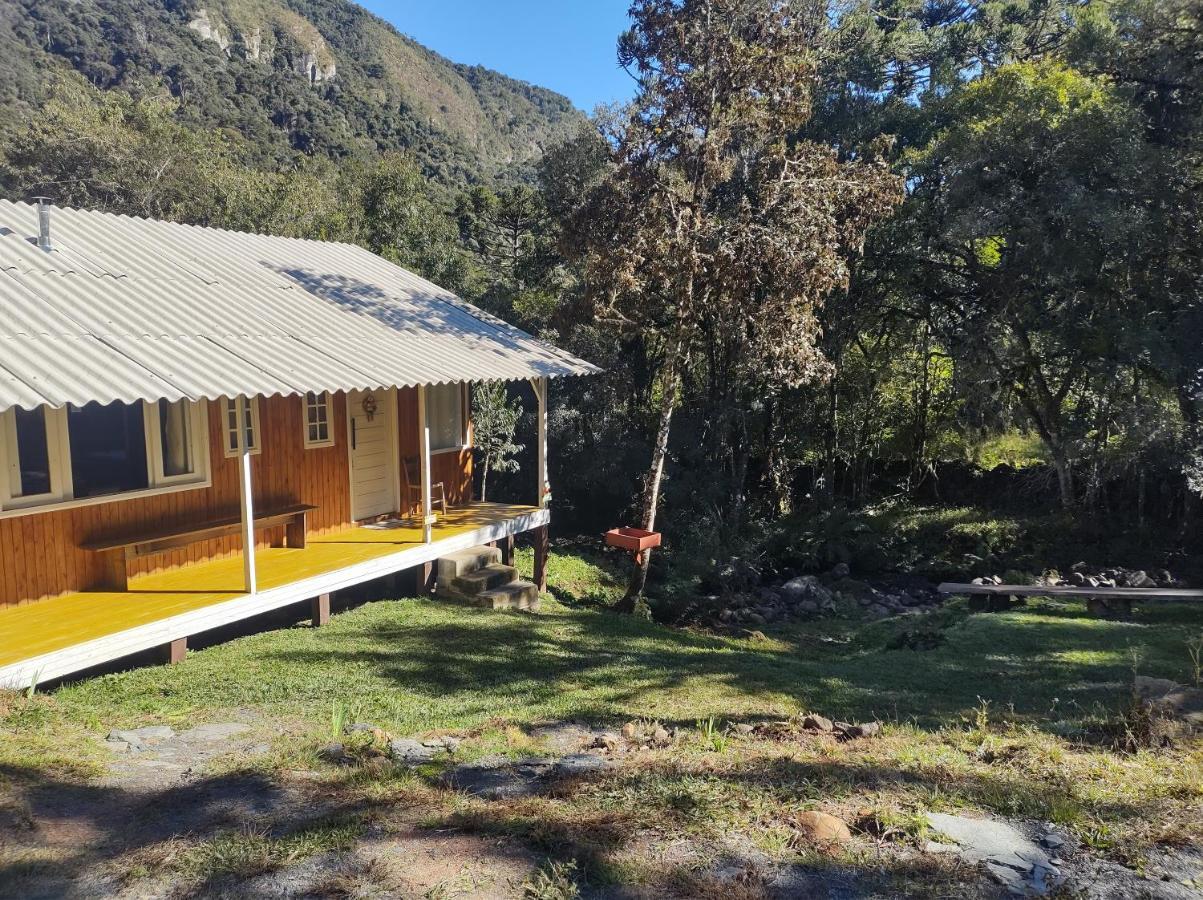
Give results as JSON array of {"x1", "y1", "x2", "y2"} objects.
[
  {"x1": 766, "y1": 505, "x2": 889, "y2": 573},
  {"x1": 968, "y1": 431, "x2": 1048, "y2": 470},
  {"x1": 945, "y1": 517, "x2": 1025, "y2": 559}
]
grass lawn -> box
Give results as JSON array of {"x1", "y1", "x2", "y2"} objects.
[{"x1": 2, "y1": 544, "x2": 1201, "y2": 896}]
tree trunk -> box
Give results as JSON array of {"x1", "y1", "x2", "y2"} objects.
[
  {"x1": 480, "y1": 452, "x2": 491, "y2": 502},
  {"x1": 619, "y1": 331, "x2": 687, "y2": 610},
  {"x1": 765, "y1": 396, "x2": 792, "y2": 516},
  {"x1": 1010, "y1": 380, "x2": 1075, "y2": 511},
  {"x1": 729, "y1": 409, "x2": 749, "y2": 534},
  {"x1": 1176, "y1": 382, "x2": 1199, "y2": 428},
  {"x1": 823, "y1": 367, "x2": 839, "y2": 501},
  {"x1": 910, "y1": 321, "x2": 932, "y2": 493},
  {"x1": 1137, "y1": 460, "x2": 1146, "y2": 528},
  {"x1": 1053, "y1": 450, "x2": 1075, "y2": 509}
]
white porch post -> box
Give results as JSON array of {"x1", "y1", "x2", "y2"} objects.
[
  {"x1": 235, "y1": 394, "x2": 257, "y2": 595},
  {"x1": 417, "y1": 384, "x2": 433, "y2": 543},
  {"x1": 530, "y1": 377, "x2": 549, "y2": 592},
  {"x1": 532, "y1": 377, "x2": 549, "y2": 508}
]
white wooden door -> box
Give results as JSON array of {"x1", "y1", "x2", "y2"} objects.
[{"x1": 347, "y1": 389, "x2": 397, "y2": 521}]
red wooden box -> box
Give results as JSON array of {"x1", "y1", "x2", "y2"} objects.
[{"x1": 604, "y1": 527, "x2": 662, "y2": 553}]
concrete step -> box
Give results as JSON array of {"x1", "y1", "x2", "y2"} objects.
[
  {"x1": 450, "y1": 564, "x2": 518, "y2": 596},
  {"x1": 477, "y1": 580, "x2": 540, "y2": 611},
  {"x1": 436, "y1": 545, "x2": 502, "y2": 581}
]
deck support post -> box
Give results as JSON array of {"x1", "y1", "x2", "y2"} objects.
[
  {"x1": 533, "y1": 525, "x2": 549, "y2": 593},
  {"x1": 235, "y1": 395, "x2": 258, "y2": 595},
  {"x1": 417, "y1": 384, "x2": 433, "y2": 544},
  {"x1": 163, "y1": 637, "x2": 187, "y2": 665},
  {"x1": 311, "y1": 593, "x2": 330, "y2": 627},
  {"x1": 413, "y1": 561, "x2": 434, "y2": 595},
  {"x1": 500, "y1": 534, "x2": 514, "y2": 566}
]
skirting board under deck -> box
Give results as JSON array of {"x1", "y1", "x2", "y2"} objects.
[{"x1": 0, "y1": 507, "x2": 549, "y2": 690}]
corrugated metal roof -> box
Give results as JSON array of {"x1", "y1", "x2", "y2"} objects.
[{"x1": 0, "y1": 199, "x2": 599, "y2": 412}]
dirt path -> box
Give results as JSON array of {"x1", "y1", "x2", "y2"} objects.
[
  {"x1": 2, "y1": 722, "x2": 542, "y2": 899},
  {"x1": 4, "y1": 719, "x2": 1201, "y2": 899}
]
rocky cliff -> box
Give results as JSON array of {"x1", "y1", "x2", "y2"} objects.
[{"x1": 0, "y1": 0, "x2": 585, "y2": 185}]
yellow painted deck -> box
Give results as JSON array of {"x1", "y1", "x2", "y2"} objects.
[{"x1": 0, "y1": 502, "x2": 536, "y2": 668}]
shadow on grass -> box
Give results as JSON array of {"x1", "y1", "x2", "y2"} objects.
[
  {"x1": 261, "y1": 596, "x2": 1203, "y2": 736},
  {"x1": 0, "y1": 761, "x2": 533, "y2": 899},
  {"x1": 424, "y1": 759, "x2": 1002, "y2": 897},
  {"x1": 2, "y1": 755, "x2": 986, "y2": 898}
]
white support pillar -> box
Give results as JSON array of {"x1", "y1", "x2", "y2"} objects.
[
  {"x1": 417, "y1": 384, "x2": 434, "y2": 544},
  {"x1": 531, "y1": 377, "x2": 549, "y2": 508},
  {"x1": 530, "y1": 377, "x2": 550, "y2": 592},
  {"x1": 235, "y1": 394, "x2": 257, "y2": 595}
]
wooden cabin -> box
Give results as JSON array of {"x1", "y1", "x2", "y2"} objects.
[{"x1": 0, "y1": 199, "x2": 598, "y2": 689}]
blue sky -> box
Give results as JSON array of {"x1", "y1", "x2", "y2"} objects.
[{"x1": 358, "y1": 1, "x2": 637, "y2": 112}]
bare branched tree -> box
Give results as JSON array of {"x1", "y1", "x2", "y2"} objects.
[{"x1": 565, "y1": 0, "x2": 903, "y2": 605}]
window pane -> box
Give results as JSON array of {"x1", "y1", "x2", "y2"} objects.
[
  {"x1": 429, "y1": 384, "x2": 463, "y2": 451},
  {"x1": 226, "y1": 400, "x2": 239, "y2": 452},
  {"x1": 158, "y1": 399, "x2": 194, "y2": 478},
  {"x1": 226, "y1": 398, "x2": 256, "y2": 452},
  {"x1": 68, "y1": 402, "x2": 148, "y2": 499},
  {"x1": 304, "y1": 393, "x2": 331, "y2": 446},
  {"x1": 12, "y1": 407, "x2": 52, "y2": 497},
  {"x1": 243, "y1": 403, "x2": 256, "y2": 449}
]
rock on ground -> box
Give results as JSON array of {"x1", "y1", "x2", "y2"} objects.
[
  {"x1": 927, "y1": 812, "x2": 1065, "y2": 896},
  {"x1": 388, "y1": 738, "x2": 441, "y2": 765},
  {"x1": 105, "y1": 725, "x2": 175, "y2": 752},
  {"x1": 1135, "y1": 676, "x2": 1203, "y2": 730},
  {"x1": 442, "y1": 752, "x2": 613, "y2": 800},
  {"x1": 796, "y1": 811, "x2": 853, "y2": 845}
]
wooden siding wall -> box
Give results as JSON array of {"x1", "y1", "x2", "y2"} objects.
[
  {"x1": 0, "y1": 388, "x2": 475, "y2": 608},
  {"x1": 396, "y1": 386, "x2": 473, "y2": 516},
  {"x1": 0, "y1": 394, "x2": 353, "y2": 607}
]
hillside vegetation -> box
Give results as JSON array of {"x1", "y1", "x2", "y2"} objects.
[{"x1": 0, "y1": 0, "x2": 584, "y2": 185}]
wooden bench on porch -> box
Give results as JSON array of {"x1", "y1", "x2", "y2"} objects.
[
  {"x1": 81, "y1": 504, "x2": 317, "y2": 592},
  {"x1": 938, "y1": 582, "x2": 1203, "y2": 618}
]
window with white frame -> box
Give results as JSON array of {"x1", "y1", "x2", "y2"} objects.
[
  {"x1": 303, "y1": 391, "x2": 334, "y2": 448},
  {"x1": 3, "y1": 406, "x2": 69, "y2": 507},
  {"x1": 428, "y1": 382, "x2": 466, "y2": 452},
  {"x1": 223, "y1": 396, "x2": 261, "y2": 457},
  {"x1": 149, "y1": 398, "x2": 205, "y2": 484},
  {"x1": 0, "y1": 398, "x2": 210, "y2": 513}
]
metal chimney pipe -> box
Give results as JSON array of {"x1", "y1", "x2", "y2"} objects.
[{"x1": 32, "y1": 197, "x2": 52, "y2": 252}]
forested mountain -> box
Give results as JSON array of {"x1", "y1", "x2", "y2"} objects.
[{"x1": 0, "y1": 0, "x2": 584, "y2": 185}]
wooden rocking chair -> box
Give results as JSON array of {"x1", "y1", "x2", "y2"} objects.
[{"x1": 402, "y1": 455, "x2": 448, "y2": 520}]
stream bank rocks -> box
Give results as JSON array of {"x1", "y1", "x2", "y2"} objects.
[
  {"x1": 1049, "y1": 563, "x2": 1181, "y2": 589},
  {"x1": 703, "y1": 558, "x2": 944, "y2": 627},
  {"x1": 972, "y1": 563, "x2": 1185, "y2": 591}
]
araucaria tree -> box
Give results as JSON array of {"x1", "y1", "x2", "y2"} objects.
[
  {"x1": 472, "y1": 381, "x2": 524, "y2": 502},
  {"x1": 567, "y1": 0, "x2": 903, "y2": 604}
]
